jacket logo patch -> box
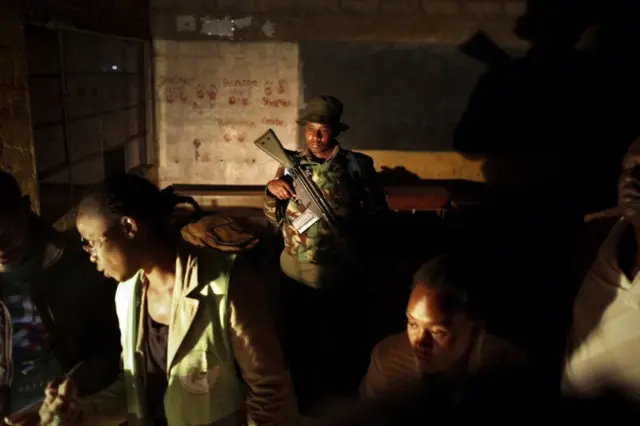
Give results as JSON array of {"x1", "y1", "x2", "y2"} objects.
[{"x1": 178, "y1": 350, "x2": 222, "y2": 394}]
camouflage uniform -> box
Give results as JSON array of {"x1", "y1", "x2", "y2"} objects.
[
  {"x1": 264, "y1": 144, "x2": 388, "y2": 267},
  {"x1": 264, "y1": 95, "x2": 387, "y2": 410}
]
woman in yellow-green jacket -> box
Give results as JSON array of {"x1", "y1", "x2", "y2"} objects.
[{"x1": 38, "y1": 174, "x2": 297, "y2": 426}]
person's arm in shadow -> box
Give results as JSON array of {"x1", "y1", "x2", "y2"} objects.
[
  {"x1": 359, "y1": 341, "x2": 389, "y2": 402},
  {"x1": 228, "y1": 254, "x2": 299, "y2": 426},
  {"x1": 264, "y1": 167, "x2": 288, "y2": 228},
  {"x1": 68, "y1": 272, "x2": 122, "y2": 397},
  {"x1": 356, "y1": 155, "x2": 389, "y2": 220},
  {"x1": 72, "y1": 281, "x2": 132, "y2": 426}
]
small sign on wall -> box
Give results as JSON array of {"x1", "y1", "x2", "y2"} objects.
[{"x1": 200, "y1": 17, "x2": 234, "y2": 38}]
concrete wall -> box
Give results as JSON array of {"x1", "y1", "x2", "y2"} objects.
[
  {"x1": 0, "y1": 2, "x2": 39, "y2": 210},
  {"x1": 0, "y1": 0, "x2": 149, "y2": 212},
  {"x1": 28, "y1": 29, "x2": 148, "y2": 185},
  {"x1": 151, "y1": 0, "x2": 532, "y2": 187},
  {"x1": 24, "y1": 0, "x2": 149, "y2": 40}
]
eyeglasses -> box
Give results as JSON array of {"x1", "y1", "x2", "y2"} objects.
[{"x1": 80, "y1": 235, "x2": 109, "y2": 254}]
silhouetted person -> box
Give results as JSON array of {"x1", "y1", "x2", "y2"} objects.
[
  {"x1": 0, "y1": 170, "x2": 120, "y2": 425},
  {"x1": 563, "y1": 138, "x2": 640, "y2": 400}
]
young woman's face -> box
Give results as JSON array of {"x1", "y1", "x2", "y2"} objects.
[
  {"x1": 76, "y1": 206, "x2": 142, "y2": 282},
  {"x1": 406, "y1": 285, "x2": 479, "y2": 373}
]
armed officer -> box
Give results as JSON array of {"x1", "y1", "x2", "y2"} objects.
[{"x1": 263, "y1": 95, "x2": 388, "y2": 413}]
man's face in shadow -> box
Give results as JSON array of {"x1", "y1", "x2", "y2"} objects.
[
  {"x1": 304, "y1": 121, "x2": 336, "y2": 157},
  {"x1": 618, "y1": 144, "x2": 640, "y2": 223},
  {"x1": 406, "y1": 284, "x2": 479, "y2": 374},
  {"x1": 0, "y1": 196, "x2": 30, "y2": 273}
]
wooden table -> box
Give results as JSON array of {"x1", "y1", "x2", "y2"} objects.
[{"x1": 172, "y1": 184, "x2": 453, "y2": 213}]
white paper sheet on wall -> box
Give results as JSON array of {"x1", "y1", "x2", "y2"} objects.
[
  {"x1": 200, "y1": 17, "x2": 233, "y2": 38},
  {"x1": 154, "y1": 41, "x2": 300, "y2": 186}
]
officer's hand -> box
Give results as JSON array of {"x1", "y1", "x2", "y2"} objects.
[
  {"x1": 4, "y1": 405, "x2": 40, "y2": 426},
  {"x1": 38, "y1": 378, "x2": 81, "y2": 426},
  {"x1": 267, "y1": 179, "x2": 295, "y2": 200}
]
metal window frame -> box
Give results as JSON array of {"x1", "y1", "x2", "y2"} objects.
[{"x1": 26, "y1": 22, "x2": 151, "y2": 196}]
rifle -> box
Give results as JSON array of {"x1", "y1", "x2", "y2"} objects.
[{"x1": 255, "y1": 129, "x2": 344, "y2": 237}]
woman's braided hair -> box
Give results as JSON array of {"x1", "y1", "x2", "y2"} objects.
[{"x1": 79, "y1": 173, "x2": 202, "y2": 239}]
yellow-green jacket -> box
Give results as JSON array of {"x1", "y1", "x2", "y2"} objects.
[{"x1": 78, "y1": 243, "x2": 298, "y2": 426}]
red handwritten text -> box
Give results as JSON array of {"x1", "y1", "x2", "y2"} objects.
[
  {"x1": 228, "y1": 96, "x2": 250, "y2": 106},
  {"x1": 218, "y1": 119, "x2": 256, "y2": 128},
  {"x1": 158, "y1": 76, "x2": 194, "y2": 86},
  {"x1": 159, "y1": 76, "x2": 291, "y2": 106},
  {"x1": 206, "y1": 84, "x2": 217, "y2": 100},
  {"x1": 223, "y1": 78, "x2": 259, "y2": 88},
  {"x1": 158, "y1": 76, "x2": 195, "y2": 104},
  {"x1": 262, "y1": 97, "x2": 291, "y2": 108},
  {"x1": 229, "y1": 87, "x2": 250, "y2": 95},
  {"x1": 164, "y1": 87, "x2": 187, "y2": 103},
  {"x1": 261, "y1": 117, "x2": 285, "y2": 126},
  {"x1": 222, "y1": 131, "x2": 248, "y2": 143},
  {"x1": 264, "y1": 79, "x2": 286, "y2": 95}
]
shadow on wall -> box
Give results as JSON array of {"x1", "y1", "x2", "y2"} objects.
[
  {"x1": 454, "y1": 0, "x2": 640, "y2": 213},
  {"x1": 376, "y1": 166, "x2": 422, "y2": 185},
  {"x1": 447, "y1": 0, "x2": 640, "y2": 387},
  {"x1": 298, "y1": 41, "x2": 501, "y2": 152}
]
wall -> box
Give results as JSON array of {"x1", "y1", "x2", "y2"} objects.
[
  {"x1": 151, "y1": 0, "x2": 531, "y2": 187},
  {"x1": 155, "y1": 41, "x2": 300, "y2": 185},
  {"x1": 26, "y1": 30, "x2": 148, "y2": 178},
  {"x1": 0, "y1": 2, "x2": 39, "y2": 210},
  {"x1": 24, "y1": 0, "x2": 149, "y2": 40},
  {"x1": 5, "y1": 0, "x2": 151, "y2": 218},
  {"x1": 26, "y1": 27, "x2": 152, "y2": 221},
  {"x1": 0, "y1": 0, "x2": 150, "y2": 212}
]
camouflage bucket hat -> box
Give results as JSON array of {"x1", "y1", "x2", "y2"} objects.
[{"x1": 296, "y1": 95, "x2": 349, "y2": 131}]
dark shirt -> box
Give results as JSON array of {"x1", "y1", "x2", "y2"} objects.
[
  {"x1": 360, "y1": 331, "x2": 529, "y2": 402},
  {"x1": 145, "y1": 311, "x2": 169, "y2": 426}
]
